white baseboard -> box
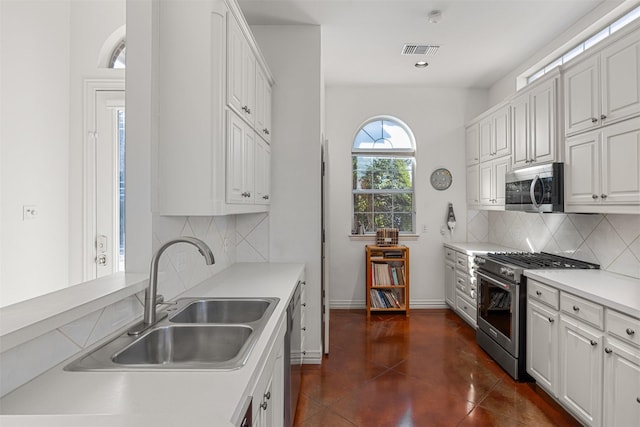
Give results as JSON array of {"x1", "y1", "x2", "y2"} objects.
[
  {"x1": 302, "y1": 349, "x2": 323, "y2": 364},
  {"x1": 329, "y1": 299, "x2": 448, "y2": 309}
]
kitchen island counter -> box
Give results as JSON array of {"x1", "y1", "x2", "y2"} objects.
[{"x1": 0, "y1": 262, "x2": 305, "y2": 427}]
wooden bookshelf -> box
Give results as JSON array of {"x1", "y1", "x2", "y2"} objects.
[{"x1": 365, "y1": 245, "x2": 410, "y2": 317}]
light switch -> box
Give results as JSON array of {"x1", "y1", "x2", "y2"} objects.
[{"x1": 23, "y1": 205, "x2": 38, "y2": 220}]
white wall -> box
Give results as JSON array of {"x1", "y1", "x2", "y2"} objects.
[
  {"x1": 325, "y1": 86, "x2": 487, "y2": 309},
  {"x1": 1, "y1": 1, "x2": 71, "y2": 306},
  {"x1": 251, "y1": 25, "x2": 324, "y2": 360}
]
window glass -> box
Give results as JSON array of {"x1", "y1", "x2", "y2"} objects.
[{"x1": 352, "y1": 117, "x2": 415, "y2": 234}]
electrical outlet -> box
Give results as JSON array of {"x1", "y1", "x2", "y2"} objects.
[
  {"x1": 23, "y1": 205, "x2": 38, "y2": 220},
  {"x1": 422, "y1": 224, "x2": 428, "y2": 233},
  {"x1": 440, "y1": 226, "x2": 446, "y2": 236}
]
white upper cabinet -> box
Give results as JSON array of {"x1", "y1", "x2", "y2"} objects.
[
  {"x1": 479, "y1": 156, "x2": 509, "y2": 209},
  {"x1": 564, "y1": 30, "x2": 640, "y2": 136},
  {"x1": 479, "y1": 104, "x2": 511, "y2": 162},
  {"x1": 255, "y1": 66, "x2": 273, "y2": 143},
  {"x1": 255, "y1": 137, "x2": 271, "y2": 204},
  {"x1": 465, "y1": 124, "x2": 480, "y2": 166},
  {"x1": 156, "y1": 0, "x2": 274, "y2": 216},
  {"x1": 565, "y1": 117, "x2": 640, "y2": 213},
  {"x1": 511, "y1": 73, "x2": 558, "y2": 169}
]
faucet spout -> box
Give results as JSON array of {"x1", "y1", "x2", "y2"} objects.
[{"x1": 142, "y1": 237, "x2": 215, "y2": 328}]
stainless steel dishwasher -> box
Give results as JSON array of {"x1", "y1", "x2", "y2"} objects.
[{"x1": 284, "y1": 280, "x2": 302, "y2": 427}]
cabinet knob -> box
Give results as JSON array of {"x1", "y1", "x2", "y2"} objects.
[
  {"x1": 262, "y1": 195, "x2": 270, "y2": 200},
  {"x1": 260, "y1": 401, "x2": 268, "y2": 410},
  {"x1": 626, "y1": 328, "x2": 636, "y2": 336},
  {"x1": 263, "y1": 128, "x2": 270, "y2": 135},
  {"x1": 590, "y1": 340, "x2": 597, "y2": 346},
  {"x1": 592, "y1": 194, "x2": 599, "y2": 199},
  {"x1": 637, "y1": 397, "x2": 640, "y2": 404},
  {"x1": 601, "y1": 194, "x2": 608, "y2": 199},
  {"x1": 591, "y1": 117, "x2": 598, "y2": 123},
  {"x1": 548, "y1": 317, "x2": 554, "y2": 323},
  {"x1": 600, "y1": 114, "x2": 607, "y2": 120},
  {"x1": 536, "y1": 290, "x2": 542, "y2": 296},
  {"x1": 242, "y1": 105, "x2": 248, "y2": 113},
  {"x1": 264, "y1": 391, "x2": 271, "y2": 400},
  {"x1": 605, "y1": 347, "x2": 612, "y2": 354},
  {"x1": 241, "y1": 191, "x2": 251, "y2": 198},
  {"x1": 573, "y1": 305, "x2": 580, "y2": 312}
]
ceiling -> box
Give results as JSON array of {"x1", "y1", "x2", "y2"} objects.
[{"x1": 238, "y1": 0, "x2": 627, "y2": 88}]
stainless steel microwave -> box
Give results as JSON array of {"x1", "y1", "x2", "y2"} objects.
[{"x1": 505, "y1": 162, "x2": 564, "y2": 213}]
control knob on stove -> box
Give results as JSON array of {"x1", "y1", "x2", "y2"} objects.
[{"x1": 500, "y1": 267, "x2": 515, "y2": 278}]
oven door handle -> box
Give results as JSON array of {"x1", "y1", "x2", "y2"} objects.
[
  {"x1": 476, "y1": 271, "x2": 511, "y2": 291},
  {"x1": 529, "y1": 174, "x2": 543, "y2": 209}
]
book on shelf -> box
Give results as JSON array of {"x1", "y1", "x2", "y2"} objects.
[
  {"x1": 369, "y1": 289, "x2": 402, "y2": 309},
  {"x1": 372, "y1": 263, "x2": 405, "y2": 286}
]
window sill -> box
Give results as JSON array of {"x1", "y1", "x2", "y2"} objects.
[
  {"x1": 0, "y1": 273, "x2": 147, "y2": 352},
  {"x1": 349, "y1": 234, "x2": 419, "y2": 241}
]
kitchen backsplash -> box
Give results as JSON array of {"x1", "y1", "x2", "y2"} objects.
[
  {"x1": 467, "y1": 210, "x2": 640, "y2": 279},
  {"x1": 0, "y1": 213, "x2": 270, "y2": 398}
]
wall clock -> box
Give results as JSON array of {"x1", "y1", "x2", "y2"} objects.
[{"x1": 430, "y1": 168, "x2": 452, "y2": 191}]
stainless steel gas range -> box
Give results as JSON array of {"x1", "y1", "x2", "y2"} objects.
[{"x1": 474, "y1": 252, "x2": 599, "y2": 381}]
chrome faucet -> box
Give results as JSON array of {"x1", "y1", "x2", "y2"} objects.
[{"x1": 130, "y1": 237, "x2": 215, "y2": 335}]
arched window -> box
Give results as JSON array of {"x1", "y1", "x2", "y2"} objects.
[
  {"x1": 108, "y1": 40, "x2": 126, "y2": 69},
  {"x1": 352, "y1": 116, "x2": 416, "y2": 234}
]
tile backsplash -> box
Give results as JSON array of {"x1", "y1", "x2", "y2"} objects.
[
  {"x1": 467, "y1": 210, "x2": 640, "y2": 279},
  {"x1": 0, "y1": 213, "x2": 270, "y2": 398}
]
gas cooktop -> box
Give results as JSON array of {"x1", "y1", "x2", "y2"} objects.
[{"x1": 485, "y1": 252, "x2": 600, "y2": 270}]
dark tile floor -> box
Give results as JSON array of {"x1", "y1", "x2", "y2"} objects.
[{"x1": 294, "y1": 309, "x2": 581, "y2": 427}]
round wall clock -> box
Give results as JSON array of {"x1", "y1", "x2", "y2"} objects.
[{"x1": 430, "y1": 168, "x2": 453, "y2": 191}]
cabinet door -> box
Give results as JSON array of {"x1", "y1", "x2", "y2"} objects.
[
  {"x1": 479, "y1": 161, "x2": 493, "y2": 205},
  {"x1": 601, "y1": 31, "x2": 640, "y2": 125},
  {"x1": 564, "y1": 56, "x2": 600, "y2": 135},
  {"x1": 444, "y1": 261, "x2": 455, "y2": 308},
  {"x1": 493, "y1": 105, "x2": 511, "y2": 158},
  {"x1": 479, "y1": 117, "x2": 493, "y2": 162},
  {"x1": 255, "y1": 137, "x2": 271, "y2": 204},
  {"x1": 255, "y1": 67, "x2": 272, "y2": 143},
  {"x1": 466, "y1": 164, "x2": 480, "y2": 206},
  {"x1": 243, "y1": 45, "x2": 256, "y2": 126},
  {"x1": 601, "y1": 117, "x2": 640, "y2": 204},
  {"x1": 565, "y1": 131, "x2": 601, "y2": 205},
  {"x1": 494, "y1": 157, "x2": 509, "y2": 206},
  {"x1": 603, "y1": 337, "x2": 640, "y2": 427},
  {"x1": 559, "y1": 315, "x2": 603, "y2": 426},
  {"x1": 227, "y1": 14, "x2": 245, "y2": 115},
  {"x1": 226, "y1": 112, "x2": 255, "y2": 204},
  {"x1": 466, "y1": 124, "x2": 480, "y2": 165},
  {"x1": 511, "y1": 92, "x2": 530, "y2": 169},
  {"x1": 530, "y1": 78, "x2": 556, "y2": 164},
  {"x1": 527, "y1": 300, "x2": 558, "y2": 396}
]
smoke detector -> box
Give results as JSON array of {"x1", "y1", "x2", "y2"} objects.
[{"x1": 401, "y1": 44, "x2": 440, "y2": 56}]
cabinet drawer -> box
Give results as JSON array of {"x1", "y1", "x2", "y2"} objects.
[
  {"x1": 455, "y1": 271, "x2": 468, "y2": 293},
  {"x1": 560, "y1": 292, "x2": 604, "y2": 330},
  {"x1": 528, "y1": 279, "x2": 559, "y2": 310},
  {"x1": 445, "y1": 248, "x2": 456, "y2": 262},
  {"x1": 456, "y1": 290, "x2": 477, "y2": 324},
  {"x1": 606, "y1": 309, "x2": 640, "y2": 348},
  {"x1": 455, "y1": 252, "x2": 469, "y2": 271}
]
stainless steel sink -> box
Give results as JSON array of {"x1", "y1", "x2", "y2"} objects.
[
  {"x1": 64, "y1": 297, "x2": 280, "y2": 371},
  {"x1": 112, "y1": 325, "x2": 253, "y2": 366},
  {"x1": 169, "y1": 298, "x2": 275, "y2": 323}
]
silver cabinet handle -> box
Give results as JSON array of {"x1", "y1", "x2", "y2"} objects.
[
  {"x1": 264, "y1": 391, "x2": 271, "y2": 400},
  {"x1": 573, "y1": 305, "x2": 580, "y2": 312},
  {"x1": 260, "y1": 401, "x2": 268, "y2": 410},
  {"x1": 591, "y1": 117, "x2": 598, "y2": 123},
  {"x1": 592, "y1": 194, "x2": 599, "y2": 199},
  {"x1": 241, "y1": 192, "x2": 251, "y2": 198},
  {"x1": 536, "y1": 290, "x2": 542, "y2": 296},
  {"x1": 605, "y1": 347, "x2": 612, "y2": 354},
  {"x1": 262, "y1": 195, "x2": 270, "y2": 200},
  {"x1": 590, "y1": 340, "x2": 597, "y2": 346},
  {"x1": 601, "y1": 194, "x2": 608, "y2": 199},
  {"x1": 548, "y1": 317, "x2": 555, "y2": 323},
  {"x1": 601, "y1": 114, "x2": 607, "y2": 120},
  {"x1": 637, "y1": 397, "x2": 640, "y2": 404},
  {"x1": 627, "y1": 328, "x2": 636, "y2": 336}
]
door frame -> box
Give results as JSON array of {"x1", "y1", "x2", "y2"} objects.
[{"x1": 82, "y1": 79, "x2": 125, "y2": 281}]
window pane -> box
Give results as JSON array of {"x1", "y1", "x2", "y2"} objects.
[
  {"x1": 527, "y1": 68, "x2": 545, "y2": 84},
  {"x1": 393, "y1": 213, "x2": 413, "y2": 232},
  {"x1": 353, "y1": 194, "x2": 373, "y2": 213},
  {"x1": 544, "y1": 57, "x2": 562, "y2": 73},
  {"x1": 352, "y1": 118, "x2": 414, "y2": 151},
  {"x1": 373, "y1": 213, "x2": 392, "y2": 229},
  {"x1": 562, "y1": 44, "x2": 584, "y2": 64},
  {"x1": 584, "y1": 28, "x2": 609, "y2": 50},
  {"x1": 353, "y1": 213, "x2": 373, "y2": 233},
  {"x1": 611, "y1": 5, "x2": 640, "y2": 34},
  {"x1": 392, "y1": 193, "x2": 413, "y2": 213},
  {"x1": 373, "y1": 193, "x2": 392, "y2": 212}
]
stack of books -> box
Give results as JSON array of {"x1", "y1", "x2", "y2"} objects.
[
  {"x1": 369, "y1": 289, "x2": 402, "y2": 308},
  {"x1": 371, "y1": 263, "x2": 405, "y2": 286}
]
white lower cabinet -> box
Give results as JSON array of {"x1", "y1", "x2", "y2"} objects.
[
  {"x1": 602, "y1": 337, "x2": 640, "y2": 427},
  {"x1": 443, "y1": 247, "x2": 476, "y2": 328},
  {"x1": 527, "y1": 299, "x2": 558, "y2": 396},
  {"x1": 558, "y1": 314, "x2": 603, "y2": 426},
  {"x1": 444, "y1": 260, "x2": 455, "y2": 308},
  {"x1": 251, "y1": 318, "x2": 285, "y2": 427}
]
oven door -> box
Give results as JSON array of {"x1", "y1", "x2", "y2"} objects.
[{"x1": 476, "y1": 270, "x2": 519, "y2": 357}]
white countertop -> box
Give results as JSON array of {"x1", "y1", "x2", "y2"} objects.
[
  {"x1": 0, "y1": 263, "x2": 304, "y2": 426},
  {"x1": 444, "y1": 242, "x2": 518, "y2": 255},
  {"x1": 525, "y1": 269, "x2": 640, "y2": 319}
]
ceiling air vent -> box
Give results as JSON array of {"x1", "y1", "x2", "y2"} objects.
[{"x1": 401, "y1": 44, "x2": 440, "y2": 56}]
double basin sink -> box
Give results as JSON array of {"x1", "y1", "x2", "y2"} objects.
[{"x1": 65, "y1": 297, "x2": 279, "y2": 371}]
